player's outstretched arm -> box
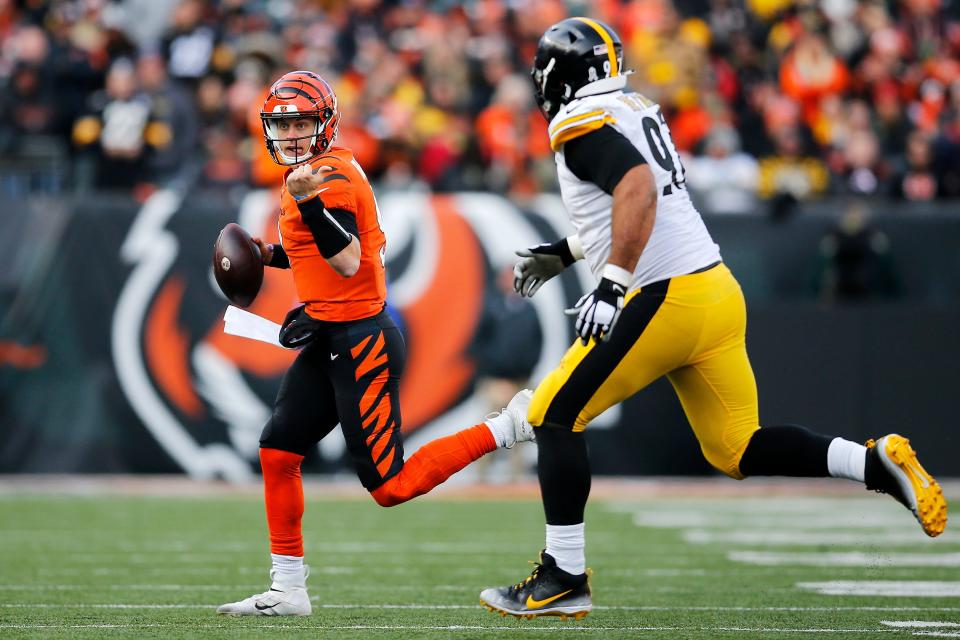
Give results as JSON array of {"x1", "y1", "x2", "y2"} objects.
[{"x1": 514, "y1": 235, "x2": 584, "y2": 297}]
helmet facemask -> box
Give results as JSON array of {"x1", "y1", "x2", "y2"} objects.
[
  {"x1": 531, "y1": 56, "x2": 568, "y2": 121},
  {"x1": 262, "y1": 106, "x2": 338, "y2": 166}
]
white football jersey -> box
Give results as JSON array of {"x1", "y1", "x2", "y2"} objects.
[{"x1": 550, "y1": 90, "x2": 722, "y2": 290}]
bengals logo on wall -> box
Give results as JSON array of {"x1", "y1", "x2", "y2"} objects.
[{"x1": 112, "y1": 188, "x2": 600, "y2": 481}]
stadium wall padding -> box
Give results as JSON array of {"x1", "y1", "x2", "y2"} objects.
[{"x1": 1, "y1": 190, "x2": 957, "y2": 479}]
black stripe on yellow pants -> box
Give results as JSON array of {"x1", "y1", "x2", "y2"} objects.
[
  {"x1": 528, "y1": 263, "x2": 761, "y2": 478},
  {"x1": 538, "y1": 279, "x2": 669, "y2": 429}
]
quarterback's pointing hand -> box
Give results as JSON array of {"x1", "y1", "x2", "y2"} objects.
[{"x1": 286, "y1": 163, "x2": 325, "y2": 199}]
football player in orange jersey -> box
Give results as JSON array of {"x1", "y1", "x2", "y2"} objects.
[{"x1": 216, "y1": 70, "x2": 535, "y2": 616}]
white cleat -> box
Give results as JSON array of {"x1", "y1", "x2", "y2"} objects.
[
  {"x1": 216, "y1": 568, "x2": 312, "y2": 616},
  {"x1": 484, "y1": 389, "x2": 535, "y2": 448},
  {"x1": 504, "y1": 389, "x2": 535, "y2": 448}
]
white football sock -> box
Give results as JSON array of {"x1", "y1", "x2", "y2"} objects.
[
  {"x1": 827, "y1": 437, "x2": 866, "y2": 482},
  {"x1": 545, "y1": 523, "x2": 585, "y2": 575},
  {"x1": 484, "y1": 412, "x2": 512, "y2": 448},
  {"x1": 271, "y1": 554, "x2": 306, "y2": 587}
]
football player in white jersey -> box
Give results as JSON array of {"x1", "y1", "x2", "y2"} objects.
[{"x1": 479, "y1": 17, "x2": 947, "y2": 621}]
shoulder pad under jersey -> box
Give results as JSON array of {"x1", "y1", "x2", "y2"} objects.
[{"x1": 547, "y1": 94, "x2": 620, "y2": 152}]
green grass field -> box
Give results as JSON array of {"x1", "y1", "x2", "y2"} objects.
[{"x1": 0, "y1": 480, "x2": 957, "y2": 639}]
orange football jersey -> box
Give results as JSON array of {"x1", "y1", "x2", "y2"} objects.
[{"x1": 279, "y1": 147, "x2": 387, "y2": 322}]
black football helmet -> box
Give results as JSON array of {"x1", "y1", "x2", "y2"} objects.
[{"x1": 531, "y1": 17, "x2": 627, "y2": 121}]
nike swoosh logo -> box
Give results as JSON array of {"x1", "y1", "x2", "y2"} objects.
[
  {"x1": 330, "y1": 353, "x2": 339, "y2": 360},
  {"x1": 254, "y1": 602, "x2": 276, "y2": 611},
  {"x1": 525, "y1": 589, "x2": 572, "y2": 609}
]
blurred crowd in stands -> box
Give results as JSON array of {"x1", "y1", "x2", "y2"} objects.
[{"x1": 1, "y1": 0, "x2": 959, "y2": 210}]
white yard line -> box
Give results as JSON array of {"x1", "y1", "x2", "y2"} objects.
[
  {"x1": 0, "y1": 604, "x2": 204, "y2": 609},
  {"x1": 896, "y1": 624, "x2": 960, "y2": 640},
  {"x1": 30, "y1": 565, "x2": 357, "y2": 575},
  {"x1": 0, "y1": 584, "x2": 264, "y2": 591},
  {"x1": 881, "y1": 622, "x2": 960, "y2": 629},
  {"x1": 0, "y1": 541, "x2": 535, "y2": 554},
  {"x1": 2, "y1": 603, "x2": 959, "y2": 612},
  {"x1": 634, "y1": 513, "x2": 919, "y2": 530},
  {"x1": 730, "y1": 551, "x2": 960, "y2": 567},
  {"x1": 0, "y1": 583, "x2": 471, "y2": 593},
  {"x1": 0, "y1": 623, "x2": 906, "y2": 633},
  {"x1": 684, "y1": 529, "x2": 944, "y2": 546},
  {"x1": 603, "y1": 492, "x2": 960, "y2": 515},
  {"x1": 797, "y1": 581, "x2": 960, "y2": 597}
]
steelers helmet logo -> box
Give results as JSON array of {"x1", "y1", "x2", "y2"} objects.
[
  {"x1": 530, "y1": 17, "x2": 625, "y2": 120},
  {"x1": 221, "y1": 257, "x2": 231, "y2": 271}
]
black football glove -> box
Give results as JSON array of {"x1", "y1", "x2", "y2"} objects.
[
  {"x1": 513, "y1": 238, "x2": 577, "y2": 298},
  {"x1": 279, "y1": 305, "x2": 322, "y2": 349},
  {"x1": 565, "y1": 277, "x2": 626, "y2": 345}
]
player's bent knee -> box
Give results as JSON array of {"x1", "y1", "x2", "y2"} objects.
[
  {"x1": 697, "y1": 422, "x2": 758, "y2": 480},
  {"x1": 700, "y1": 443, "x2": 749, "y2": 480},
  {"x1": 370, "y1": 482, "x2": 406, "y2": 507},
  {"x1": 371, "y1": 492, "x2": 400, "y2": 508},
  {"x1": 372, "y1": 491, "x2": 401, "y2": 507}
]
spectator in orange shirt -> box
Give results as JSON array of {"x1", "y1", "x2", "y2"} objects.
[{"x1": 780, "y1": 33, "x2": 850, "y2": 130}]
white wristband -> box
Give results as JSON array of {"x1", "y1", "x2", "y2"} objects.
[
  {"x1": 602, "y1": 263, "x2": 633, "y2": 288},
  {"x1": 566, "y1": 234, "x2": 585, "y2": 261}
]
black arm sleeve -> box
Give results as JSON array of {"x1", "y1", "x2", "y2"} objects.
[
  {"x1": 297, "y1": 197, "x2": 358, "y2": 259},
  {"x1": 325, "y1": 208, "x2": 359, "y2": 238},
  {"x1": 564, "y1": 125, "x2": 647, "y2": 195},
  {"x1": 268, "y1": 243, "x2": 290, "y2": 269}
]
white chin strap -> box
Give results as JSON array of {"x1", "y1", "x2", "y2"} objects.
[{"x1": 575, "y1": 74, "x2": 628, "y2": 98}]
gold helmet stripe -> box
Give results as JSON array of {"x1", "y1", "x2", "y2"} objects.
[{"x1": 574, "y1": 17, "x2": 619, "y2": 77}]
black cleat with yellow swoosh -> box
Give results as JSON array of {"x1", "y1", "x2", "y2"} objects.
[{"x1": 480, "y1": 551, "x2": 592, "y2": 620}]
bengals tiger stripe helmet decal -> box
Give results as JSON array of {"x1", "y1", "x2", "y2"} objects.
[{"x1": 261, "y1": 70, "x2": 341, "y2": 166}]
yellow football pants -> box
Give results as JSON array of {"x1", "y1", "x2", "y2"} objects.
[{"x1": 528, "y1": 263, "x2": 759, "y2": 479}]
